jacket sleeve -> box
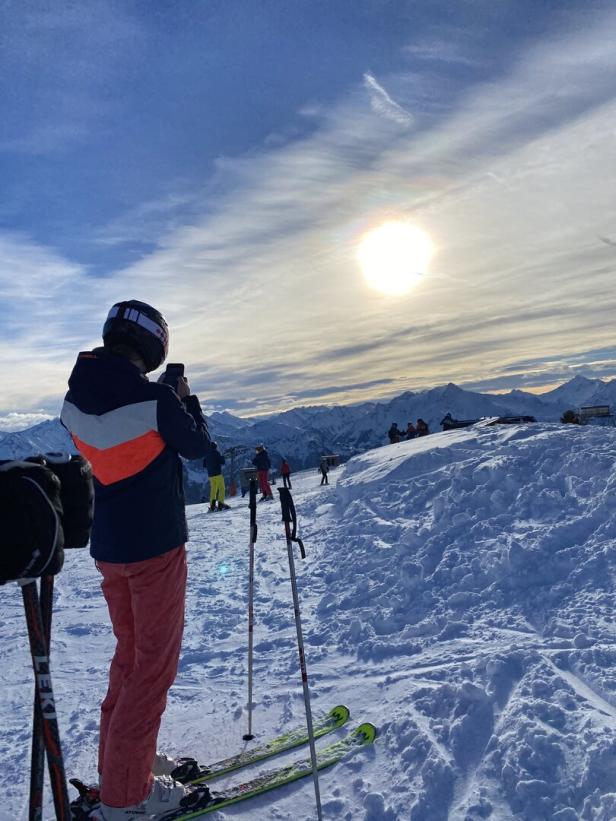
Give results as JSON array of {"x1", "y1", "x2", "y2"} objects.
[{"x1": 157, "y1": 389, "x2": 212, "y2": 460}]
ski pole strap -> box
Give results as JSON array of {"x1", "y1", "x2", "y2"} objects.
[
  {"x1": 278, "y1": 487, "x2": 306, "y2": 559},
  {"x1": 249, "y1": 478, "x2": 258, "y2": 542}
]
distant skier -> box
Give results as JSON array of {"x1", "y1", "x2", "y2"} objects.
[
  {"x1": 441, "y1": 412, "x2": 465, "y2": 431},
  {"x1": 405, "y1": 421, "x2": 417, "y2": 439},
  {"x1": 440, "y1": 412, "x2": 453, "y2": 430},
  {"x1": 61, "y1": 300, "x2": 212, "y2": 820},
  {"x1": 280, "y1": 457, "x2": 292, "y2": 489},
  {"x1": 253, "y1": 444, "x2": 273, "y2": 501},
  {"x1": 388, "y1": 422, "x2": 401, "y2": 443},
  {"x1": 416, "y1": 418, "x2": 430, "y2": 436},
  {"x1": 319, "y1": 459, "x2": 329, "y2": 485},
  {"x1": 204, "y1": 441, "x2": 229, "y2": 511}
]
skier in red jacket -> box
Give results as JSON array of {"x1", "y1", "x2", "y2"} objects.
[{"x1": 280, "y1": 458, "x2": 292, "y2": 489}]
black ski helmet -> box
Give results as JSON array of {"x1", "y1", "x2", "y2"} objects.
[{"x1": 102, "y1": 300, "x2": 169, "y2": 372}]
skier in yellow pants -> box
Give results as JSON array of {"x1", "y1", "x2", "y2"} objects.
[
  {"x1": 209, "y1": 474, "x2": 226, "y2": 507},
  {"x1": 204, "y1": 442, "x2": 229, "y2": 511}
]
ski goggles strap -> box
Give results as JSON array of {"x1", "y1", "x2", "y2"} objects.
[{"x1": 107, "y1": 304, "x2": 168, "y2": 347}]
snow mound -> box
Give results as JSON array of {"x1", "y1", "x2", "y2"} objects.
[{"x1": 306, "y1": 423, "x2": 616, "y2": 819}]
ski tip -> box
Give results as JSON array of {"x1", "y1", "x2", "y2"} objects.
[
  {"x1": 353, "y1": 722, "x2": 378, "y2": 744},
  {"x1": 329, "y1": 704, "x2": 351, "y2": 725}
]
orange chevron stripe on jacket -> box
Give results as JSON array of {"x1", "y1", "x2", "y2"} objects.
[{"x1": 71, "y1": 430, "x2": 165, "y2": 486}]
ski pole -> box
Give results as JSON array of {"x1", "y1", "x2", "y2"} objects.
[
  {"x1": 277, "y1": 487, "x2": 322, "y2": 820},
  {"x1": 28, "y1": 574, "x2": 54, "y2": 821},
  {"x1": 243, "y1": 477, "x2": 258, "y2": 741},
  {"x1": 20, "y1": 578, "x2": 71, "y2": 821}
]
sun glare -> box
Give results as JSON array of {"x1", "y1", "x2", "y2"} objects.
[{"x1": 358, "y1": 221, "x2": 434, "y2": 296}]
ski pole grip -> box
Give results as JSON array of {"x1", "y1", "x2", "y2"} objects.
[
  {"x1": 278, "y1": 486, "x2": 292, "y2": 523},
  {"x1": 278, "y1": 488, "x2": 306, "y2": 559}
]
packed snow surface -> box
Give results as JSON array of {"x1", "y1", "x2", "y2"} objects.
[{"x1": 1, "y1": 422, "x2": 616, "y2": 819}]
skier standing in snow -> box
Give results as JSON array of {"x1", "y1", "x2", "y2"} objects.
[
  {"x1": 416, "y1": 418, "x2": 430, "y2": 436},
  {"x1": 61, "y1": 300, "x2": 213, "y2": 821},
  {"x1": 280, "y1": 457, "x2": 292, "y2": 489},
  {"x1": 440, "y1": 412, "x2": 454, "y2": 430},
  {"x1": 204, "y1": 441, "x2": 229, "y2": 511},
  {"x1": 319, "y1": 459, "x2": 329, "y2": 485},
  {"x1": 405, "y1": 421, "x2": 417, "y2": 439},
  {"x1": 387, "y1": 422, "x2": 401, "y2": 443},
  {"x1": 252, "y1": 444, "x2": 273, "y2": 501}
]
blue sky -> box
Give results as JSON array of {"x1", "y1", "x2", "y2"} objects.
[{"x1": 2, "y1": 0, "x2": 616, "y2": 428}]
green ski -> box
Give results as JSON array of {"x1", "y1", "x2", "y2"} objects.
[
  {"x1": 161, "y1": 722, "x2": 377, "y2": 819},
  {"x1": 187, "y1": 704, "x2": 350, "y2": 783},
  {"x1": 70, "y1": 705, "x2": 352, "y2": 818}
]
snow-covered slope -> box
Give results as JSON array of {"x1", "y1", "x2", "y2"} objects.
[
  {"x1": 1, "y1": 422, "x2": 615, "y2": 819},
  {"x1": 325, "y1": 424, "x2": 616, "y2": 818}
]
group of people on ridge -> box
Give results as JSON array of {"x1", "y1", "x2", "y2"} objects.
[
  {"x1": 388, "y1": 419, "x2": 429, "y2": 443},
  {"x1": 206, "y1": 442, "x2": 294, "y2": 506}
]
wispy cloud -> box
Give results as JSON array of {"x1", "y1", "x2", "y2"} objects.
[
  {"x1": 363, "y1": 72, "x2": 413, "y2": 126},
  {"x1": 403, "y1": 41, "x2": 485, "y2": 69},
  {"x1": 598, "y1": 235, "x2": 616, "y2": 249},
  {"x1": 93, "y1": 193, "x2": 198, "y2": 249},
  {"x1": 0, "y1": 412, "x2": 55, "y2": 432}
]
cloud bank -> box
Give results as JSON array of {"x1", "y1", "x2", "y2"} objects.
[{"x1": 2, "y1": 5, "x2": 616, "y2": 417}]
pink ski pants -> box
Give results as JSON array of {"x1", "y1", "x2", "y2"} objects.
[
  {"x1": 257, "y1": 469, "x2": 271, "y2": 497},
  {"x1": 97, "y1": 545, "x2": 187, "y2": 808}
]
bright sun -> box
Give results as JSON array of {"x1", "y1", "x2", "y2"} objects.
[{"x1": 357, "y1": 220, "x2": 434, "y2": 296}]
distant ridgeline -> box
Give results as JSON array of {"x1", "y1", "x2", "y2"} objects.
[{"x1": 2, "y1": 375, "x2": 616, "y2": 503}]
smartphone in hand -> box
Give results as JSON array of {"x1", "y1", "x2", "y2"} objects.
[{"x1": 161, "y1": 363, "x2": 185, "y2": 389}]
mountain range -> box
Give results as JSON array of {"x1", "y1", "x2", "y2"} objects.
[{"x1": 1, "y1": 375, "x2": 614, "y2": 501}]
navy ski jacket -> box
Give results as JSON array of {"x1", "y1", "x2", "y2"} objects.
[
  {"x1": 252, "y1": 450, "x2": 271, "y2": 471},
  {"x1": 204, "y1": 447, "x2": 225, "y2": 477},
  {"x1": 61, "y1": 348, "x2": 212, "y2": 563}
]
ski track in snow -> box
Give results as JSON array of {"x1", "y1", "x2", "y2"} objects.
[{"x1": 2, "y1": 424, "x2": 616, "y2": 819}]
